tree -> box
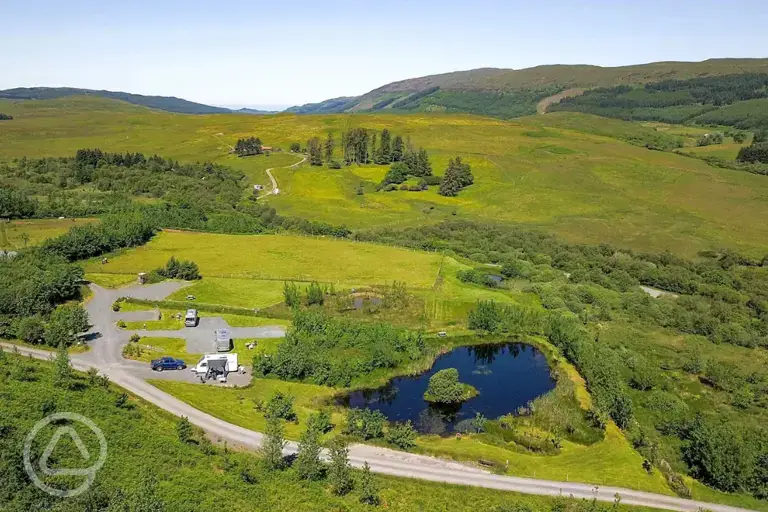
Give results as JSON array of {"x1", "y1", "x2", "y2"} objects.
[
  {"x1": 468, "y1": 300, "x2": 502, "y2": 333},
  {"x1": 381, "y1": 162, "x2": 410, "y2": 185},
  {"x1": 295, "y1": 421, "x2": 323, "y2": 480},
  {"x1": 176, "y1": 416, "x2": 193, "y2": 443},
  {"x1": 307, "y1": 137, "x2": 323, "y2": 166},
  {"x1": 328, "y1": 438, "x2": 354, "y2": 496},
  {"x1": 385, "y1": 421, "x2": 417, "y2": 450},
  {"x1": 306, "y1": 281, "x2": 324, "y2": 306},
  {"x1": 423, "y1": 368, "x2": 475, "y2": 403},
  {"x1": 54, "y1": 343, "x2": 72, "y2": 388},
  {"x1": 376, "y1": 129, "x2": 392, "y2": 164},
  {"x1": 391, "y1": 135, "x2": 404, "y2": 162},
  {"x1": 15, "y1": 316, "x2": 45, "y2": 344},
  {"x1": 682, "y1": 415, "x2": 753, "y2": 492},
  {"x1": 234, "y1": 137, "x2": 263, "y2": 157},
  {"x1": 290, "y1": 142, "x2": 301, "y2": 152},
  {"x1": 283, "y1": 281, "x2": 301, "y2": 308},
  {"x1": 438, "y1": 157, "x2": 473, "y2": 196},
  {"x1": 415, "y1": 148, "x2": 432, "y2": 177},
  {"x1": 261, "y1": 415, "x2": 286, "y2": 471},
  {"x1": 359, "y1": 462, "x2": 380, "y2": 505},
  {"x1": 324, "y1": 132, "x2": 335, "y2": 163}
]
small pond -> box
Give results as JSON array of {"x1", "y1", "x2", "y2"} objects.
[{"x1": 339, "y1": 342, "x2": 555, "y2": 434}]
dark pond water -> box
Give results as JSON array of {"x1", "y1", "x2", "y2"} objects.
[{"x1": 339, "y1": 342, "x2": 555, "y2": 434}]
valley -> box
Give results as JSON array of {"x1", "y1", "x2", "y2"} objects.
[{"x1": 2, "y1": 57, "x2": 767, "y2": 512}]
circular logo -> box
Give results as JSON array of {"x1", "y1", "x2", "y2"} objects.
[{"x1": 23, "y1": 412, "x2": 108, "y2": 498}]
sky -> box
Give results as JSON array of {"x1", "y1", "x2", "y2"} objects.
[{"x1": 2, "y1": 0, "x2": 767, "y2": 109}]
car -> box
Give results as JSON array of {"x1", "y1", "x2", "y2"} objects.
[{"x1": 150, "y1": 356, "x2": 186, "y2": 372}]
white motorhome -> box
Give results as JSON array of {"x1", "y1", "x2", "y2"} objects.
[
  {"x1": 191, "y1": 353, "x2": 239, "y2": 380},
  {"x1": 214, "y1": 328, "x2": 231, "y2": 352},
  {"x1": 184, "y1": 309, "x2": 198, "y2": 327}
]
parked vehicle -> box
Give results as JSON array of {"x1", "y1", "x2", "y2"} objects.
[
  {"x1": 151, "y1": 357, "x2": 186, "y2": 372},
  {"x1": 214, "y1": 328, "x2": 231, "y2": 352},
  {"x1": 184, "y1": 309, "x2": 198, "y2": 327},
  {"x1": 191, "y1": 353, "x2": 239, "y2": 381}
]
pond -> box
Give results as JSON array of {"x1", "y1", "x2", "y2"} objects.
[{"x1": 339, "y1": 342, "x2": 556, "y2": 434}]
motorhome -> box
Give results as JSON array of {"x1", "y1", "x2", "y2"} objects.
[
  {"x1": 190, "y1": 353, "x2": 239, "y2": 381},
  {"x1": 214, "y1": 328, "x2": 231, "y2": 352},
  {"x1": 184, "y1": 309, "x2": 198, "y2": 327}
]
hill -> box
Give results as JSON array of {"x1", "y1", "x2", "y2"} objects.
[
  {"x1": 0, "y1": 86, "x2": 231, "y2": 114},
  {"x1": 2, "y1": 95, "x2": 768, "y2": 257},
  {"x1": 284, "y1": 96, "x2": 360, "y2": 114},
  {"x1": 288, "y1": 58, "x2": 768, "y2": 119}
]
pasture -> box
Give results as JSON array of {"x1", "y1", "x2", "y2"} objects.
[
  {"x1": 0, "y1": 217, "x2": 96, "y2": 249},
  {"x1": 86, "y1": 230, "x2": 443, "y2": 287},
  {"x1": 3, "y1": 97, "x2": 768, "y2": 256}
]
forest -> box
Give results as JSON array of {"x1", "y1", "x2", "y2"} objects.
[
  {"x1": 0, "y1": 149, "x2": 246, "y2": 215},
  {"x1": 549, "y1": 73, "x2": 768, "y2": 129}
]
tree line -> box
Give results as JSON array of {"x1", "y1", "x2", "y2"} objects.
[
  {"x1": 234, "y1": 136, "x2": 264, "y2": 157},
  {"x1": 0, "y1": 113, "x2": 12, "y2": 120},
  {"x1": 550, "y1": 73, "x2": 768, "y2": 130}
]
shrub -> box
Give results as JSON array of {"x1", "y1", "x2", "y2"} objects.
[
  {"x1": 423, "y1": 368, "x2": 474, "y2": 403},
  {"x1": 328, "y1": 438, "x2": 354, "y2": 496},
  {"x1": 344, "y1": 408, "x2": 386, "y2": 440},
  {"x1": 306, "y1": 281, "x2": 324, "y2": 306},
  {"x1": 385, "y1": 421, "x2": 418, "y2": 450},
  {"x1": 468, "y1": 300, "x2": 502, "y2": 333},
  {"x1": 156, "y1": 256, "x2": 201, "y2": 280},
  {"x1": 264, "y1": 390, "x2": 296, "y2": 421},
  {"x1": 307, "y1": 410, "x2": 333, "y2": 434},
  {"x1": 283, "y1": 281, "x2": 301, "y2": 308},
  {"x1": 176, "y1": 416, "x2": 193, "y2": 443},
  {"x1": 15, "y1": 316, "x2": 45, "y2": 344}
]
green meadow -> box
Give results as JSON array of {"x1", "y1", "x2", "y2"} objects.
[
  {"x1": 0, "y1": 217, "x2": 96, "y2": 249},
  {"x1": 3, "y1": 96, "x2": 768, "y2": 256},
  {"x1": 86, "y1": 230, "x2": 442, "y2": 287}
]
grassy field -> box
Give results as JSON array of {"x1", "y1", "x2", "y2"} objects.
[
  {"x1": 86, "y1": 230, "x2": 442, "y2": 288},
  {"x1": 5, "y1": 354, "x2": 664, "y2": 512},
  {"x1": 4, "y1": 97, "x2": 768, "y2": 257},
  {"x1": 149, "y1": 334, "x2": 674, "y2": 496},
  {"x1": 0, "y1": 217, "x2": 96, "y2": 249}
]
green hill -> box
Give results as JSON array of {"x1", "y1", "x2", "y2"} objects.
[
  {"x1": 0, "y1": 86, "x2": 231, "y2": 114},
  {"x1": 3, "y1": 95, "x2": 768, "y2": 257},
  {"x1": 288, "y1": 59, "x2": 768, "y2": 119}
]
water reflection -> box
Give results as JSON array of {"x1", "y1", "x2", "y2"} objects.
[{"x1": 341, "y1": 342, "x2": 555, "y2": 434}]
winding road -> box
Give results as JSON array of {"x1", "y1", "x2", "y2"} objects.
[
  {"x1": 1, "y1": 282, "x2": 755, "y2": 512},
  {"x1": 258, "y1": 154, "x2": 307, "y2": 199}
]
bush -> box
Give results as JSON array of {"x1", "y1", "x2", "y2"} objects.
[
  {"x1": 344, "y1": 408, "x2": 385, "y2": 440},
  {"x1": 306, "y1": 281, "x2": 324, "y2": 306},
  {"x1": 423, "y1": 368, "x2": 476, "y2": 403},
  {"x1": 15, "y1": 316, "x2": 45, "y2": 344},
  {"x1": 307, "y1": 410, "x2": 333, "y2": 433},
  {"x1": 156, "y1": 256, "x2": 201, "y2": 280},
  {"x1": 264, "y1": 390, "x2": 296, "y2": 421},
  {"x1": 385, "y1": 421, "x2": 418, "y2": 450},
  {"x1": 424, "y1": 175, "x2": 442, "y2": 186}
]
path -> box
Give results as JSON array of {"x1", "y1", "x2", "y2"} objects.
[
  {"x1": 0, "y1": 283, "x2": 755, "y2": 512},
  {"x1": 258, "y1": 154, "x2": 307, "y2": 199}
]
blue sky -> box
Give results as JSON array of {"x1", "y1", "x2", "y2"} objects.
[{"x1": 2, "y1": 0, "x2": 766, "y2": 109}]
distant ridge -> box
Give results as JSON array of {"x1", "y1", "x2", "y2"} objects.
[
  {"x1": 285, "y1": 58, "x2": 768, "y2": 118},
  {"x1": 0, "y1": 87, "x2": 231, "y2": 114}
]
